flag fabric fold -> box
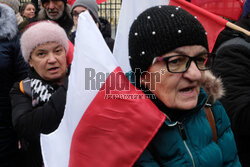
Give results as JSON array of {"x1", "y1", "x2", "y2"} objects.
[
  {"x1": 41, "y1": 11, "x2": 165, "y2": 167},
  {"x1": 191, "y1": 0, "x2": 244, "y2": 21},
  {"x1": 69, "y1": 66, "x2": 165, "y2": 167}
]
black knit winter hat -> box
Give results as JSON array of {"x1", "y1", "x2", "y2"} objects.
[{"x1": 129, "y1": 5, "x2": 208, "y2": 75}]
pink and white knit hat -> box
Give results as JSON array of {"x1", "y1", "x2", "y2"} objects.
[{"x1": 20, "y1": 20, "x2": 69, "y2": 62}]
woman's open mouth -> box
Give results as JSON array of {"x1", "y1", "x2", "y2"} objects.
[
  {"x1": 179, "y1": 86, "x2": 197, "y2": 97},
  {"x1": 180, "y1": 87, "x2": 194, "y2": 92},
  {"x1": 48, "y1": 67, "x2": 59, "y2": 73}
]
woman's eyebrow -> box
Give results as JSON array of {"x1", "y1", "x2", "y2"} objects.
[
  {"x1": 36, "y1": 49, "x2": 46, "y2": 52},
  {"x1": 171, "y1": 50, "x2": 186, "y2": 55},
  {"x1": 54, "y1": 45, "x2": 63, "y2": 49}
]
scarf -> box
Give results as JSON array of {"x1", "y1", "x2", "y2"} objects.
[{"x1": 31, "y1": 78, "x2": 56, "y2": 107}]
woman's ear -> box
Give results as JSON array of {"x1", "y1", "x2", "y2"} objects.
[{"x1": 28, "y1": 58, "x2": 33, "y2": 67}]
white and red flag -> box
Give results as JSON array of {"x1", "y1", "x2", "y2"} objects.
[{"x1": 40, "y1": 11, "x2": 165, "y2": 167}]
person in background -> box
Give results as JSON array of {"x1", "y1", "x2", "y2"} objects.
[
  {"x1": 38, "y1": 0, "x2": 73, "y2": 35},
  {"x1": 19, "y1": 2, "x2": 37, "y2": 33},
  {"x1": 0, "y1": 3, "x2": 28, "y2": 167},
  {"x1": 212, "y1": 0, "x2": 250, "y2": 166},
  {"x1": 128, "y1": 5, "x2": 241, "y2": 166},
  {"x1": 20, "y1": 2, "x2": 36, "y2": 19},
  {"x1": 70, "y1": 0, "x2": 114, "y2": 51},
  {"x1": 9, "y1": 21, "x2": 69, "y2": 167},
  {"x1": 0, "y1": 0, "x2": 23, "y2": 25}
]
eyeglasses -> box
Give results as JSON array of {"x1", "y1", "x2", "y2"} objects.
[{"x1": 152, "y1": 52, "x2": 214, "y2": 73}]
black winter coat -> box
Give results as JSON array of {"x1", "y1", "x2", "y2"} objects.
[
  {"x1": 9, "y1": 70, "x2": 68, "y2": 167},
  {"x1": 212, "y1": 17, "x2": 250, "y2": 53},
  {"x1": 69, "y1": 17, "x2": 115, "y2": 52},
  {"x1": 99, "y1": 17, "x2": 115, "y2": 52},
  {"x1": 212, "y1": 36, "x2": 250, "y2": 166},
  {"x1": 0, "y1": 4, "x2": 28, "y2": 167}
]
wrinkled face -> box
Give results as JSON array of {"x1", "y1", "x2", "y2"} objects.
[
  {"x1": 72, "y1": 6, "x2": 87, "y2": 29},
  {"x1": 22, "y1": 4, "x2": 36, "y2": 18},
  {"x1": 29, "y1": 42, "x2": 67, "y2": 85},
  {"x1": 141, "y1": 45, "x2": 206, "y2": 110},
  {"x1": 43, "y1": 0, "x2": 65, "y2": 20}
]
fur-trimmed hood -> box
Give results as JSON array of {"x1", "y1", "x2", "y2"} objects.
[
  {"x1": 0, "y1": 3, "x2": 18, "y2": 40},
  {"x1": 37, "y1": 4, "x2": 72, "y2": 21},
  {"x1": 202, "y1": 70, "x2": 224, "y2": 104}
]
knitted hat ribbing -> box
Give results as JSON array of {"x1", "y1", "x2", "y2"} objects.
[
  {"x1": 0, "y1": 0, "x2": 20, "y2": 13},
  {"x1": 129, "y1": 5, "x2": 208, "y2": 75},
  {"x1": 71, "y1": 0, "x2": 100, "y2": 23},
  {"x1": 20, "y1": 21, "x2": 69, "y2": 62}
]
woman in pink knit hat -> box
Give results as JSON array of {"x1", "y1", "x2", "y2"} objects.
[{"x1": 9, "y1": 20, "x2": 69, "y2": 167}]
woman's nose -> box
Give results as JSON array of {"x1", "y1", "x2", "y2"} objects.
[
  {"x1": 47, "y1": 53, "x2": 57, "y2": 63},
  {"x1": 183, "y1": 61, "x2": 202, "y2": 81}
]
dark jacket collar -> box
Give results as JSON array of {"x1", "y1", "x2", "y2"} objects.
[
  {"x1": 28, "y1": 68, "x2": 59, "y2": 89},
  {"x1": 235, "y1": 17, "x2": 250, "y2": 32},
  {"x1": 37, "y1": 4, "x2": 73, "y2": 34}
]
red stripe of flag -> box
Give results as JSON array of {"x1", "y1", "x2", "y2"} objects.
[
  {"x1": 191, "y1": 0, "x2": 244, "y2": 21},
  {"x1": 69, "y1": 67, "x2": 166, "y2": 167}
]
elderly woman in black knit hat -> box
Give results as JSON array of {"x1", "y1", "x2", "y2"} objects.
[{"x1": 128, "y1": 5, "x2": 241, "y2": 166}]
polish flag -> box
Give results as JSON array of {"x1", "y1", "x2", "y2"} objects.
[
  {"x1": 114, "y1": 0, "x2": 227, "y2": 73},
  {"x1": 40, "y1": 11, "x2": 165, "y2": 167}
]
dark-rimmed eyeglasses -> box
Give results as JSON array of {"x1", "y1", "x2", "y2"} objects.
[{"x1": 152, "y1": 52, "x2": 215, "y2": 73}]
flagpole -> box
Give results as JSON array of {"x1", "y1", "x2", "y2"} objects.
[{"x1": 226, "y1": 21, "x2": 250, "y2": 36}]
